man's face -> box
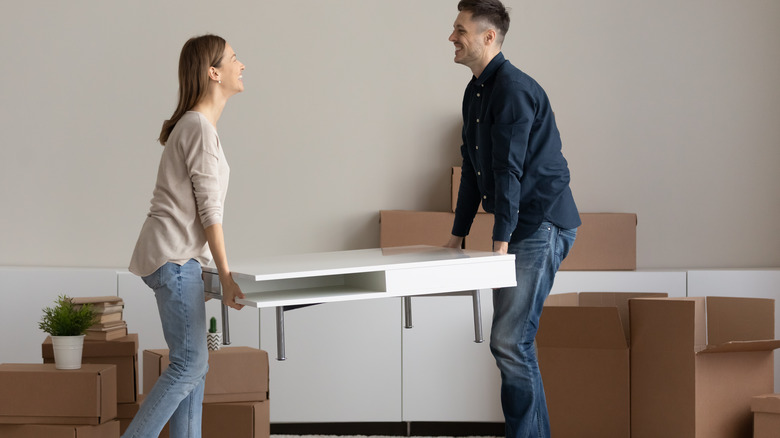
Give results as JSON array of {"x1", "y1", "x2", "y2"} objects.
[{"x1": 449, "y1": 10, "x2": 488, "y2": 69}]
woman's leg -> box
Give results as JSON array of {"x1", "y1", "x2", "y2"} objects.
[{"x1": 122, "y1": 259, "x2": 209, "y2": 438}]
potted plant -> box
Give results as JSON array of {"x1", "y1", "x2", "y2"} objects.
[{"x1": 38, "y1": 294, "x2": 96, "y2": 369}]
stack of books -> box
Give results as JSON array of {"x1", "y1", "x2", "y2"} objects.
[{"x1": 71, "y1": 296, "x2": 127, "y2": 341}]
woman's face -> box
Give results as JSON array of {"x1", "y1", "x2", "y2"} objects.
[{"x1": 216, "y1": 43, "x2": 245, "y2": 94}]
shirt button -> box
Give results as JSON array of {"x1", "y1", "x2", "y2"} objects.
[
  {"x1": 476, "y1": 93, "x2": 481, "y2": 97},
  {"x1": 477, "y1": 171, "x2": 481, "y2": 176},
  {"x1": 475, "y1": 145, "x2": 479, "y2": 150},
  {"x1": 483, "y1": 195, "x2": 487, "y2": 200}
]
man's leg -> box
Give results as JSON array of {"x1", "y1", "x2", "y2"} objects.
[{"x1": 490, "y1": 223, "x2": 576, "y2": 438}]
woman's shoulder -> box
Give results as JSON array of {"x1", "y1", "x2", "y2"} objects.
[
  {"x1": 170, "y1": 112, "x2": 216, "y2": 141},
  {"x1": 178, "y1": 111, "x2": 213, "y2": 131}
]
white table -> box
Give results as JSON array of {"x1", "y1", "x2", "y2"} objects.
[{"x1": 202, "y1": 245, "x2": 516, "y2": 359}]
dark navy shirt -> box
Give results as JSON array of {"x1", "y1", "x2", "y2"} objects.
[{"x1": 452, "y1": 53, "x2": 580, "y2": 243}]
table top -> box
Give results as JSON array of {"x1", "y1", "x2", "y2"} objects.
[{"x1": 204, "y1": 245, "x2": 514, "y2": 282}]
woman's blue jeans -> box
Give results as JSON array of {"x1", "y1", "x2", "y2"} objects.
[
  {"x1": 122, "y1": 259, "x2": 209, "y2": 438},
  {"x1": 490, "y1": 222, "x2": 576, "y2": 438}
]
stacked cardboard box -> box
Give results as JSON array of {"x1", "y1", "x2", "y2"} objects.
[
  {"x1": 125, "y1": 346, "x2": 270, "y2": 438},
  {"x1": 43, "y1": 333, "x2": 139, "y2": 404},
  {"x1": 380, "y1": 167, "x2": 638, "y2": 270},
  {"x1": 630, "y1": 297, "x2": 780, "y2": 438},
  {"x1": 0, "y1": 363, "x2": 120, "y2": 437},
  {"x1": 537, "y1": 294, "x2": 780, "y2": 438},
  {"x1": 537, "y1": 292, "x2": 667, "y2": 438},
  {"x1": 72, "y1": 296, "x2": 127, "y2": 341},
  {"x1": 751, "y1": 393, "x2": 780, "y2": 438}
]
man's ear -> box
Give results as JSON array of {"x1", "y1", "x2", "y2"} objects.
[{"x1": 485, "y1": 28, "x2": 497, "y2": 46}]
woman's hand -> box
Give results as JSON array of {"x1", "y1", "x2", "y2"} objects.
[{"x1": 220, "y1": 274, "x2": 245, "y2": 310}]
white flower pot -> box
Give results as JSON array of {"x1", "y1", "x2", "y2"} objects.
[
  {"x1": 51, "y1": 335, "x2": 85, "y2": 370},
  {"x1": 207, "y1": 332, "x2": 222, "y2": 351}
]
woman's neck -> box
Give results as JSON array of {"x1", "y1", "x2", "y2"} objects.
[{"x1": 191, "y1": 94, "x2": 226, "y2": 129}]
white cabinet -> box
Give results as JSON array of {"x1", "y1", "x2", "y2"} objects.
[
  {"x1": 0, "y1": 267, "x2": 118, "y2": 364},
  {"x1": 687, "y1": 269, "x2": 780, "y2": 393},
  {"x1": 259, "y1": 298, "x2": 402, "y2": 423},
  {"x1": 401, "y1": 290, "x2": 502, "y2": 422}
]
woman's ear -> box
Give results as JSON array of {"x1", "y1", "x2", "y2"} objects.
[{"x1": 209, "y1": 66, "x2": 220, "y2": 82}]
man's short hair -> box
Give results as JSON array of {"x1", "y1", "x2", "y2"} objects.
[{"x1": 457, "y1": 0, "x2": 510, "y2": 45}]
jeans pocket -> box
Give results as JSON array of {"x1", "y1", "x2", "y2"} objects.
[
  {"x1": 142, "y1": 264, "x2": 168, "y2": 290},
  {"x1": 511, "y1": 222, "x2": 553, "y2": 271},
  {"x1": 555, "y1": 227, "x2": 578, "y2": 263}
]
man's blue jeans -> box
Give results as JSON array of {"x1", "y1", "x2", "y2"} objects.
[
  {"x1": 490, "y1": 222, "x2": 576, "y2": 438},
  {"x1": 122, "y1": 259, "x2": 209, "y2": 438}
]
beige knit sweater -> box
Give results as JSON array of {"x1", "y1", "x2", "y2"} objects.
[{"x1": 129, "y1": 111, "x2": 230, "y2": 277}]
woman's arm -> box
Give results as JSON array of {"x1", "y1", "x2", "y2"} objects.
[{"x1": 205, "y1": 223, "x2": 245, "y2": 310}]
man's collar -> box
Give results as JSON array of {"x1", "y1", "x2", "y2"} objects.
[{"x1": 473, "y1": 52, "x2": 505, "y2": 85}]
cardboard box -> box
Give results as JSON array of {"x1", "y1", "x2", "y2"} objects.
[
  {"x1": 751, "y1": 394, "x2": 780, "y2": 438},
  {"x1": 43, "y1": 333, "x2": 138, "y2": 403},
  {"x1": 120, "y1": 395, "x2": 269, "y2": 438},
  {"x1": 451, "y1": 167, "x2": 486, "y2": 213},
  {"x1": 463, "y1": 213, "x2": 494, "y2": 252},
  {"x1": 630, "y1": 297, "x2": 780, "y2": 438},
  {"x1": 464, "y1": 212, "x2": 637, "y2": 270},
  {"x1": 117, "y1": 397, "x2": 141, "y2": 435},
  {"x1": 0, "y1": 420, "x2": 120, "y2": 438},
  {"x1": 202, "y1": 401, "x2": 270, "y2": 438},
  {"x1": 537, "y1": 292, "x2": 667, "y2": 438},
  {"x1": 562, "y1": 213, "x2": 636, "y2": 270},
  {"x1": 143, "y1": 347, "x2": 269, "y2": 403},
  {"x1": 0, "y1": 363, "x2": 117, "y2": 425},
  {"x1": 379, "y1": 210, "x2": 455, "y2": 248}
]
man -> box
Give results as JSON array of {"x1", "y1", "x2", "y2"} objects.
[{"x1": 444, "y1": 1, "x2": 580, "y2": 437}]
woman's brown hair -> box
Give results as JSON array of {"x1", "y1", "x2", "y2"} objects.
[{"x1": 158, "y1": 34, "x2": 226, "y2": 145}]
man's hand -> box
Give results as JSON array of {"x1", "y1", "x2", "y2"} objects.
[
  {"x1": 493, "y1": 241, "x2": 509, "y2": 254},
  {"x1": 444, "y1": 235, "x2": 464, "y2": 249}
]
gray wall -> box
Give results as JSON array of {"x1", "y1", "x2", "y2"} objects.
[{"x1": 2, "y1": 0, "x2": 779, "y2": 269}]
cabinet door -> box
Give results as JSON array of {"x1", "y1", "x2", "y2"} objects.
[
  {"x1": 687, "y1": 269, "x2": 780, "y2": 393},
  {"x1": 0, "y1": 267, "x2": 118, "y2": 364},
  {"x1": 260, "y1": 298, "x2": 402, "y2": 422},
  {"x1": 402, "y1": 290, "x2": 503, "y2": 422},
  {"x1": 117, "y1": 271, "x2": 260, "y2": 392}
]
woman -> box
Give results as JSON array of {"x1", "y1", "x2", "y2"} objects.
[{"x1": 125, "y1": 34, "x2": 245, "y2": 438}]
